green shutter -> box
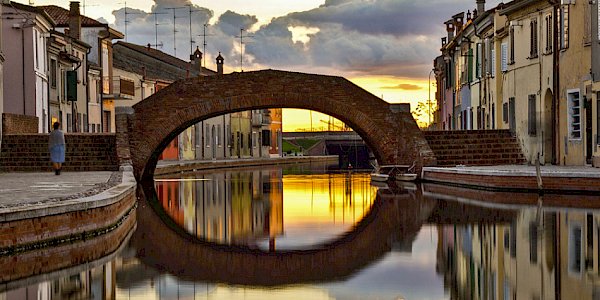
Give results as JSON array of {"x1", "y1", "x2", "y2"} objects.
[
  {"x1": 468, "y1": 48, "x2": 474, "y2": 82},
  {"x1": 66, "y1": 70, "x2": 77, "y2": 102}
]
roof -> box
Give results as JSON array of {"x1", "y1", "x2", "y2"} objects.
[
  {"x1": 39, "y1": 5, "x2": 105, "y2": 27},
  {"x1": 115, "y1": 41, "x2": 216, "y2": 73},
  {"x1": 3, "y1": 2, "x2": 55, "y2": 26},
  {"x1": 113, "y1": 41, "x2": 216, "y2": 82}
]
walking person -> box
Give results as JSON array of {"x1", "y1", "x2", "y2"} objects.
[{"x1": 49, "y1": 122, "x2": 65, "y2": 175}]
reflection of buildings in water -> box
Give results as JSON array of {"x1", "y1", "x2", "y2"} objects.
[
  {"x1": 1, "y1": 262, "x2": 117, "y2": 300},
  {"x1": 156, "y1": 169, "x2": 284, "y2": 247},
  {"x1": 438, "y1": 206, "x2": 600, "y2": 300},
  {"x1": 155, "y1": 171, "x2": 375, "y2": 250}
]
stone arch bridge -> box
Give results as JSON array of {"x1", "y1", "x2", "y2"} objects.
[{"x1": 115, "y1": 70, "x2": 436, "y2": 181}]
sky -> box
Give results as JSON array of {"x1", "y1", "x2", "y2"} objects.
[{"x1": 18, "y1": 0, "x2": 501, "y2": 130}]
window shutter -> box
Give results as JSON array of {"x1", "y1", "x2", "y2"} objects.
[
  {"x1": 501, "y1": 43, "x2": 508, "y2": 72},
  {"x1": 528, "y1": 94, "x2": 537, "y2": 136},
  {"x1": 468, "y1": 48, "x2": 474, "y2": 82},
  {"x1": 476, "y1": 43, "x2": 482, "y2": 78},
  {"x1": 491, "y1": 49, "x2": 496, "y2": 77}
]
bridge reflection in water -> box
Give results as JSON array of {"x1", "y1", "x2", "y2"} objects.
[
  {"x1": 2, "y1": 165, "x2": 600, "y2": 299},
  {"x1": 153, "y1": 168, "x2": 376, "y2": 250}
]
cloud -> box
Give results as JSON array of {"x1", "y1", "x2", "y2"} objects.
[
  {"x1": 109, "y1": 0, "x2": 503, "y2": 79},
  {"x1": 382, "y1": 84, "x2": 422, "y2": 91}
]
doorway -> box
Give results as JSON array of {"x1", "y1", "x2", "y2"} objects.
[
  {"x1": 543, "y1": 90, "x2": 554, "y2": 164},
  {"x1": 586, "y1": 96, "x2": 593, "y2": 164}
]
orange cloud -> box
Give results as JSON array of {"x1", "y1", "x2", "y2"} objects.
[{"x1": 381, "y1": 83, "x2": 422, "y2": 91}]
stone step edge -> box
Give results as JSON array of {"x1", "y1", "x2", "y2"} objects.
[
  {"x1": 0, "y1": 168, "x2": 136, "y2": 222},
  {"x1": 422, "y1": 167, "x2": 600, "y2": 179}
]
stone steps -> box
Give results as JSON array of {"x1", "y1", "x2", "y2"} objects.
[
  {"x1": 424, "y1": 130, "x2": 527, "y2": 166},
  {"x1": 0, "y1": 134, "x2": 119, "y2": 172}
]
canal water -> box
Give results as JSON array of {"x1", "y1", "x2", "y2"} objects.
[{"x1": 2, "y1": 163, "x2": 600, "y2": 299}]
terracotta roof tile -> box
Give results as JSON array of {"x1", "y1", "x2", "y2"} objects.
[{"x1": 39, "y1": 5, "x2": 105, "y2": 27}]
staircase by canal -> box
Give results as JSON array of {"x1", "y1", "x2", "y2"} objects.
[
  {"x1": 0, "y1": 134, "x2": 119, "y2": 172},
  {"x1": 423, "y1": 130, "x2": 527, "y2": 166}
]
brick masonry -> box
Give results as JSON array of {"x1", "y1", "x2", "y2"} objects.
[
  {"x1": 0, "y1": 187, "x2": 136, "y2": 251},
  {"x1": 116, "y1": 70, "x2": 436, "y2": 181},
  {"x1": 2, "y1": 113, "x2": 38, "y2": 134},
  {"x1": 0, "y1": 210, "x2": 135, "y2": 285},
  {"x1": 422, "y1": 169, "x2": 600, "y2": 193},
  {"x1": 0, "y1": 134, "x2": 119, "y2": 172}
]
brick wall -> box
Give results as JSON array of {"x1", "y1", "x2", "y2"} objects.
[{"x1": 2, "y1": 113, "x2": 38, "y2": 134}]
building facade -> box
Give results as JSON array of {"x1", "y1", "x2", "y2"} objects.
[
  {"x1": 2, "y1": 2, "x2": 53, "y2": 133},
  {"x1": 435, "y1": 0, "x2": 599, "y2": 167}
]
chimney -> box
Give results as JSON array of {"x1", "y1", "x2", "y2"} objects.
[
  {"x1": 444, "y1": 20, "x2": 455, "y2": 41},
  {"x1": 216, "y1": 52, "x2": 224, "y2": 75},
  {"x1": 68, "y1": 2, "x2": 82, "y2": 40},
  {"x1": 452, "y1": 12, "x2": 464, "y2": 36},
  {"x1": 476, "y1": 0, "x2": 485, "y2": 15}
]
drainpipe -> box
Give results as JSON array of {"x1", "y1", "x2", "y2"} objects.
[
  {"x1": 551, "y1": 1, "x2": 560, "y2": 164},
  {"x1": 85, "y1": 47, "x2": 91, "y2": 132},
  {"x1": 21, "y1": 26, "x2": 26, "y2": 115}
]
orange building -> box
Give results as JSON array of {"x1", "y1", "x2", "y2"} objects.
[{"x1": 269, "y1": 109, "x2": 283, "y2": 157}]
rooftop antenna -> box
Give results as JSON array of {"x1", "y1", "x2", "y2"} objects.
[
  {"x1": 165, "y1": 7, "x2": 187, "y2": 57},
  {"x1": 148, "y1": 12, "x2": 167, "y2": 49},
  {"x1": 235, "y1": 28, "x2": 254, "y2": 72},
  {"x1": 118, "y1": 2, "x2": 139, "y2": 42},
  {"x1": 81, "y1": 0, "x2": 98, "y2": 15},
  {"x1": 198, "y1": 24, "x2": 214, "y2": 69},
  {"x1": 185, "y1": 4, "x2": 201, "y2": 56}
]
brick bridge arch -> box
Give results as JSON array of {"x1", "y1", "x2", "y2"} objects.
[{"x1": 116, "y1": 70, "x2": 435, "y2": 181}]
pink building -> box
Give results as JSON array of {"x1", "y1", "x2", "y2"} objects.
[{"x1": 2, "y1": 2, "x2": 54, "y2": 133}]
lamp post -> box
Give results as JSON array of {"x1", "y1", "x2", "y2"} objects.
[{"x1": 428, "y1": 68, "x2": 435, "y2": 130}]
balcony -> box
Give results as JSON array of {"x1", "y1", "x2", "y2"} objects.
[{"x1": 102, "y1": 76, "x2": 135, "y2": 100}]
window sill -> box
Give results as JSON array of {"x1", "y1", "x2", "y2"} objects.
[{"x1": 527, "y1": 55, "x2": 539, "y2": 60}]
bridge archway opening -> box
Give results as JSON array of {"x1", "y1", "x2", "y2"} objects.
[
  {"x1": 154, "y1": 108, "x2": 375, "y2": 171},
  {"x1": 117, "y1": 70, "x2": 435, "y2": 181}
]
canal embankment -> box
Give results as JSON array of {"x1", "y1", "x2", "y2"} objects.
[
  {"x1": 154, "y1": 155, "x2": 339, "y2": 176},
  {"x1": 0, "y1": 169, "x2": 137, "y2": 255},
  {"x1": 422, "y1": 165, "x2": 600, "y2": 193}
]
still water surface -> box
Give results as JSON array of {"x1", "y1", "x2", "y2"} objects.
[{"x1": 2, "y1": 163, "x2": 600, "y2": 300}]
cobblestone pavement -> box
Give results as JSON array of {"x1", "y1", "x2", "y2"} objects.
[{"x1": 0, "y1": 171, "x2": 115, "y2": 208}]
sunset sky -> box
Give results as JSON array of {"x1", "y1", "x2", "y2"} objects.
[{"x1": 17, "y1": 0, "x2": 500, "y2": 131}]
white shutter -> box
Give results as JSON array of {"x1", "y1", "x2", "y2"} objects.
[
  {"x1": 477, "y1": 43, "x2": 482, "y2": 78},
  {"x1": 501, "y1": 43, "x2": 508, "y2": 72}
]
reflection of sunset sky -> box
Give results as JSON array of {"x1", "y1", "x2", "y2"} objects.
[{"x1": 258, "y1": 174, "x2": 376, "y2": 250}]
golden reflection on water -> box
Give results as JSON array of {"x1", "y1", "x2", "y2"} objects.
[{"x1": 154, "y1": 170, "x2": 377, "y2": 250}]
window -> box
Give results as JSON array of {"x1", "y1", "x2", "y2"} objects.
[
  {"x1": 567, "y1": 89, "x2": 581, "y2": 139},
  {"x1": 528, "y1": 94, "x2": 537, "y2": 136},
  {"x1": 491, "y1": 49, "x2": 496, "y2": 77},
  {"x1": 545, "y1": 14, "x2": 553, "y2": 53},
  {"x1": 509, "y1": 27, "x2": 515, "y2": 64},
  {"x1": 67, "y1": 113, "x2": 72, "y2": 132},
  {"x1": 83, "y1": 114, "x2": 87, "y2": 132},
  {"x1": 467, "y1": 48, "x2": 473, "y2": 82},
  {"x1": 262, "y1": 130, "x2": 271, "y2": 146},
  {"x1": 252, "y1": 131, "x2": 258, "y2": 148},
  {"x1": 503, "y1": 102, "x2": 509, "y2": 123},
  {"x1": 205, "y1": 125, "x2": 210, "y2": 147},
  {"x1": 530, "y1": 222, "x2": 538, "y2": 264},
  {"x1": 560, "y1": 5, "x2": 569, "y2": 50},
  {"x1": 569, "y1": 223, "x2": 582, "y2": 274},
  {"x1": 530, "y1": 19, "x2": 538, "y2": 58},
  {"x1": 34, "y1": 30, "x2": 39, "y2": 69},
  {"x1": 217, "y1": 124, "x2": 221, "y2": 146},
  {"x1": 50, "y1": 59, "x2": 57, "y2": 88},
  {"x1": 584, "y1": 0, "x2": 592, "y2": 44},
  {"x1": 501, "y1": 43, "x2": 508, "y2": 72}
]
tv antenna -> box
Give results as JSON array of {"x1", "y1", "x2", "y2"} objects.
[
  {"x1": 235, "y1": 28, "x2": 254, "y2": 72},
  {"x1": 164, "y1": 7, "x2": 187, "y2": 57},
  {"x1": 198, "y1": 24, "x2": 214, "y2": 69},
  {"x1": 147, "y1": 12, "x2": 167, "y2": 49},
  {"x1": 81, "y1": 0, "x2": 98, "y2": 15},
  {"x1": 185, "y1": 4, "x2": 202, "y2": 56},
  {"x1": 118, "y1": 2, "x2": 139, "y2": 41}
]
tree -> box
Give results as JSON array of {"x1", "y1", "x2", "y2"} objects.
[{"x1": 411, "y1": 100, "x2": 438, "y2": 129}]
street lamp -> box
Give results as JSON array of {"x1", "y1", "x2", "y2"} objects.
[{"x1": 428, "y1": 68, "x2": 435, "y2": 130}]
